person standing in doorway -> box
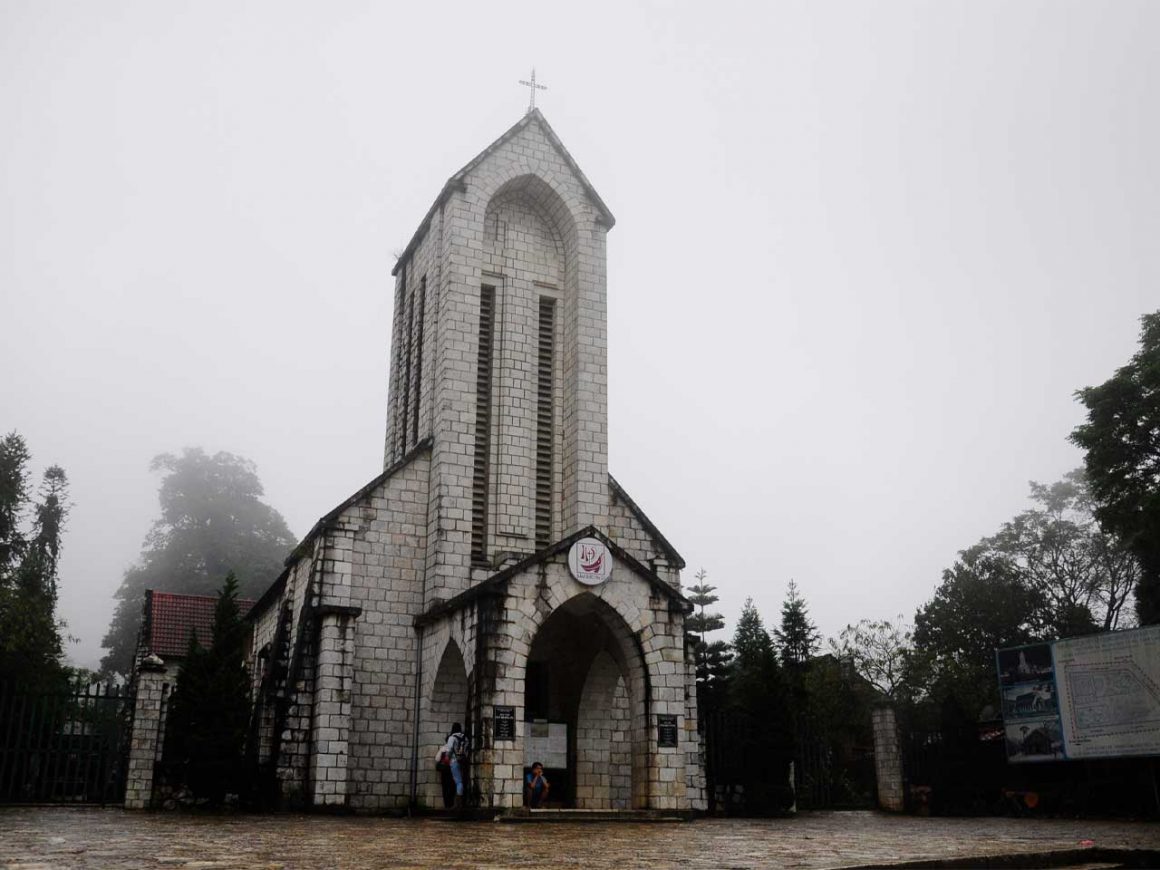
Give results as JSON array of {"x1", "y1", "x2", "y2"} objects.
[{"x1": 436, "y1": 722, "x2": 468, "y2": 809}]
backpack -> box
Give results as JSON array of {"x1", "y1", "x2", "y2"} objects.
[{"x1": 452, "y1": 731, "x2": 469, "y2": 760}]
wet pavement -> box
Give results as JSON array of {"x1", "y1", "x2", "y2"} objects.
[{"x1": 0, "y1": 807, "x2": 1157, "y2": 869}]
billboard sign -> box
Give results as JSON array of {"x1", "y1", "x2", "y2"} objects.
[{"x1": 997, "y1": 624, "x2": 1160, "y2": 762}]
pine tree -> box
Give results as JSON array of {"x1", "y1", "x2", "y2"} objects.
[
  {"x1": 685, "y1": 568, "x2": 731, "y2": 704},
  {"x1": 775, "y1": 580, "x2": 820, "y2": 668},
  {"x1": 165, "y1": 572, "x2": 252, "y2": 803},
  {"x1": 726, "y1": 598, "x2": 794, "y2": 814}
]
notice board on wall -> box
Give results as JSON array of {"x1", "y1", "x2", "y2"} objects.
[{"x1": 997, "y1": 624, "x2": 1160, "y2": 762}]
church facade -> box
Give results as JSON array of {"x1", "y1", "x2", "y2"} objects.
[{"x1": 246, "y1": 110, "x2": 705, "y2": 813}]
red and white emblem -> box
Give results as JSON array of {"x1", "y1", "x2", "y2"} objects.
[{"x1": 567, "y1": 537, "x2": 613, "y2": 586}]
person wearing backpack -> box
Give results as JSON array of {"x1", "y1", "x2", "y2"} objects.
[{"x1": 435, "y1": 722, "x2": 468, "y2": 809}]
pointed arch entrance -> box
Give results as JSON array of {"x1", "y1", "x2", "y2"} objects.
[
  {"x1": 523, "y1": 593, "x2": 648, "y2": 809},
  {"x1": 427, "y1": 640, "x2": 468, "y2": 807}
]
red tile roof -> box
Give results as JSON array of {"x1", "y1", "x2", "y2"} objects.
[{"x1": 146, "y1": 591, "x2": 256, "y2": 659}]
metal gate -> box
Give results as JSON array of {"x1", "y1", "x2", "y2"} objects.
[{"x1": 0, "y1": 679, "x2": 130, "y2": 804}]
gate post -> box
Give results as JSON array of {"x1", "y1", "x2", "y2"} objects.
[
  {"x1": 872, "y1": 703, "x2": 904, "y2": 812},
  {"x1": 125, "y1": 655, "x2": 170, "y2": 809}
]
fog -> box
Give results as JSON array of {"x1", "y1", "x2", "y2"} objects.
[{"x1": 2, "y1": 1, "x2": 1156, "y2": 669}]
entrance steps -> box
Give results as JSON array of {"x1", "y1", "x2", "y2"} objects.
[{"x1": 500, "y1": 808, "x2": 690, "y2": 823}]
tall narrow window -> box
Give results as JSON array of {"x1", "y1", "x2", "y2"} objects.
[
  {"x1": 411, "y1": 277, "x2": 426, "y2": 446},
  {"x1": 400, "y1": 291, "x2": 414, "y2": 455},
  {"x1": 471, "y1": 285, "x2": 496, "y2": 562},
  {"x1": 535, "y1": 296, "x2": 556, "y2": 549}
]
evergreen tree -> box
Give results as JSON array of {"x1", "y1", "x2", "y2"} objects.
[
  {"x1": 726, "y1": 598, "x2": 794, "y2": 814},
  {"x1": 165, "y1": 572, "x2": 252, "y2": 804},
  {"x1": 0, "y1": 432, "x2": 68, "y2": 690},
  {"x1": 686, "y1": 568, "x2": 731, "y2": 705},
  {"x1": 774, "y1": 580, "x2": 820, "y2": 668}
]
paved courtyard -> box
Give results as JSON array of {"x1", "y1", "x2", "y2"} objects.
[{"x1": 0, "y1": 807, "x2": 1157, "y2": 869}]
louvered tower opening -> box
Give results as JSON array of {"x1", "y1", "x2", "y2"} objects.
[
  {"x1": 400, "y1": 290, "x2": 413, "y2": 455},
  {"x1": 471, "y1": 285, "x2": 496, "y2": 563},
  {"x1": 535, "y1": 296, "x2": 556, "y2": 549},
  {"x1": 411, "y1": 278, "x2": 425, "y2": 447}
]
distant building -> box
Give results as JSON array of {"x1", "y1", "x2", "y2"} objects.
[{"x1": 134, "y1": 590, "x2": 255, "y2": 673}]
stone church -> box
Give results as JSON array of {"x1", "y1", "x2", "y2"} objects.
[{"x1": 246, "y1": 109, "x2": 705, "y2": 813}]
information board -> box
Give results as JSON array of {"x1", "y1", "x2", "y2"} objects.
[
  {"x1": 657, "y1": 714, "x2": 679, "y2": 748},
  {"x1": 494, "y1": 706, "x2": 516, "y2": 741},
  {"x1": 996, "y1": 624, "x2": 1160, "y2": 762},
  {"x1": 1054, "y1": 627, "x2": 1160, "y2": 759}
]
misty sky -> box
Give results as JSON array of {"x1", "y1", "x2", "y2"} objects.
[{"x1": 2, "y1": 1, "x2": 1157, "y2": 670}]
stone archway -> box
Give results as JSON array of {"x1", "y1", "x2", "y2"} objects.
[
  {"x1": 523, "y1": 593, "x2": 648, "y2": 809},
  {"x1": 426, "y1": 640, "x2": 468, "y2": 807}
]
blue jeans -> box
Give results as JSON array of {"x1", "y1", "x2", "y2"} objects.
[{"x1": 450, "y1": 757, "x2": 464, "y2": 796}]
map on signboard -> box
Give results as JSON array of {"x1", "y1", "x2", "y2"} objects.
[{"x1": 999, "y1": 624, "x2": 1160, "y2": 761}]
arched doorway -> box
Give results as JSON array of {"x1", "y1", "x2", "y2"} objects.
[
  {"x1": 523, "y1": 594, "x2": 647, "y2": 808},
  {"x1": 427, "y1": 640, "x2": 468, "y2": 808}
]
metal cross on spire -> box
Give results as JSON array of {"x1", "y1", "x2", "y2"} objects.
[{"x1": 519, "y1": 68, "x2": 547, "y2": 113}]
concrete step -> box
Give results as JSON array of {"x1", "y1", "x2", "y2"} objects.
[{"x1": 501, "y1": 808, "x2": 690, "y2": 823}]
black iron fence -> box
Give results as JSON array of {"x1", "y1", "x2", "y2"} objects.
[{"x1": 0, "y1": 680, "x2": 129, "y2": 804}]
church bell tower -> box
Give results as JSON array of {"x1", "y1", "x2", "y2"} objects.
[{"x1": 384, "y1": 109, "x2": 617, "y2": 602}]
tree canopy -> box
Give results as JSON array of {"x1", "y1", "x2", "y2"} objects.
[
  {"x1": 911, "y1": 543, "x2": 1043, "y2": 716},
  {"x1": 1071, "y1": 310, "x2": 1160, "y2": 624},
  {"x1": 101, "y1": 448, "x2": 295, "y2": 677},
  {"x1": 830, "y1": 616, "x2": 912, "y2": 700},
  {"x1": 0, "y1": 432, "x2": 69, "y2": 689},
  {"x1": 988, "y1": 470, "x2": 1137, "y2": 634}
]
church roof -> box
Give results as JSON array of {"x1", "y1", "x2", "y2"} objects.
[
  {"x1": 414, "y1": 525, "x2": 691, "y2": 629},
  {"x1": 245, "y1": 439, "x2": 433, "y2": 621},
  {"x1": 392, "y1": 109, "x2": 615, "y2": 277},
  {"x1": 609, "y1": 474, "x2": 686, "y2": 569}
]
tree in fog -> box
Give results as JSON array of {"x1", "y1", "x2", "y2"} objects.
[
  {"x1": 0, "y1": 432, "x2": 69, "y2": 688},
  {"x1": 100, "y1": 448, "x2": 295, "y2": 677},
  {"x1": 911, "y1": 544, "x2": 1042, "y2": 716},
  {"x1": 1071, "y1": 311, "x2": 1160, "y2": 624},
  {"x1": 830, "y1": 616, "x2": 912, "y2": 700},
  {"x1": 774, "y1": 580, "x2": 820, "y2": 668},
  {"x1": 686, "y1": 568, "x2": 732, "y2": 706},
  {"x1": 989, "y1": 470, "x2": 1137, "y2": 634}
]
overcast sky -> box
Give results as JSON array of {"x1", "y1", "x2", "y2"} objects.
[{"x1": 3, "y1": 1, "x2": 1157, "y2": 670}]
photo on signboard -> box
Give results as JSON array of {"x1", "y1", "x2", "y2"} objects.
[
  {"x1": 1004, "y1": 715, "x2": 1064, "y2": 762},
  {"x1": 1001, "y1": 680, "x2": 1058, "y2": 719},
  {"x1": 997, "y1": 643, "x2": 1054, "y2": 687}
]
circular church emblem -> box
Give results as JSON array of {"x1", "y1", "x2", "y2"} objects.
[{"x1": 567, "y1": 537, "x2": 612, "y2": 586}]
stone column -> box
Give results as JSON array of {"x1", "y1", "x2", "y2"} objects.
[
  {"x1": 124, "y1": 655, "x2": 170, "y2": 810},
  {"x1": 872, "y1": 703, "x2": 905, "y2": 812},
  {"x1": 310, "y1": 607, "x2": 359, "y2": 808}
]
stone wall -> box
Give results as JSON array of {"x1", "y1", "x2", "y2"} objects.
[
  {"x1": 124, "y1": 658, "x2": 170, "y2": 809},
  {"x1": 872, "y1": 704, "x2": 904, "y2": 812}
]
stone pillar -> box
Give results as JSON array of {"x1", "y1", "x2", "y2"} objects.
[
  {"x1": 310, "y1": 607, "x2": 358, "y2": 808},
  {"x1": 124, "y1": 655, "x2": 170, "y2": 809},
  {"x1": 872, "y1": 703, "x2": 905, "y2": 812}
]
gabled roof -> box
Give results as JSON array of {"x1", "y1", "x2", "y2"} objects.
[
  {"x1": 608, "y1": 474, "x2": 686, "y2": 569},
  {"x1": 392, "y1": 109, "x2": 615, "y2": 277},
  {"x1": 414, "y1": 525, "x2": 690, "y2": 628},
  {"x1": 245, "y1": 438, "x2": 433, "y2": 621},
  {"x1": 144, "y1": 590, "x2": 255, "y2": 659}
]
